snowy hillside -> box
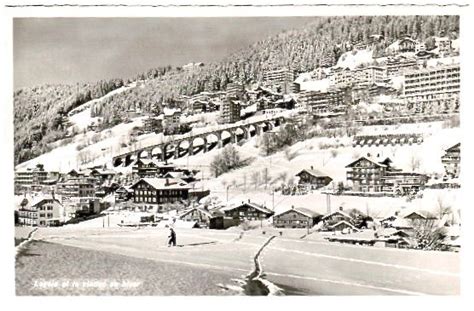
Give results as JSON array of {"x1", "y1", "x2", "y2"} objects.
[{"x1": 335, "y1": 49, "x2": 374, "y2": 70}]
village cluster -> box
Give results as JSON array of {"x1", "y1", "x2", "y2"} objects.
[{"x1": 14, "y1": 34, "x2": 461, "y2": 252}]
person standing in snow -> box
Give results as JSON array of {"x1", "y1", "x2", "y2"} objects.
[{"x1": 168, "y1": 227, "x2": 176, "y2": 247}]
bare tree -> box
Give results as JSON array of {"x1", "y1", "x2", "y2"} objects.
[
  {"x1": 251, "y1": 171, "x2": 260, "y2": 189},
  {"x1": 262, "y1": 167, "x2": 270, "y2": 189},
  {"x1": 409, "y1": 154, "x2": 421, "y2": 171}
]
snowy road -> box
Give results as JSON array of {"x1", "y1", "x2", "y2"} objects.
[{"x1": 23, "y1": 227, "x2": 460, "y2": 295}]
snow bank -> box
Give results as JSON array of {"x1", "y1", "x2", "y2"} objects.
[{"x1": 335, "y1": 49, "x2": 374, "y2": 70}]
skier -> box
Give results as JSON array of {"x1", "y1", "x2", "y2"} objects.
[{"x1": 168, "y1": 227, "x2": 176, "y2": 247}]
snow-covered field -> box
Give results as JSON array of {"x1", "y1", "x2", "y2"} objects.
[{"x1": 16, "y1": 225, "x2": 459, "y2": 295}]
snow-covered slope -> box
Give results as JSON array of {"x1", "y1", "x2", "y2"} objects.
[{"x1": 335, "y1": 49, "x2": 374, "y2": 70}]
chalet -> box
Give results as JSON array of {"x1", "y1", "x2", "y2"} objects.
[
  {"x1": 381, "y1": 172, "x2": 429, "y2": 195},
  {"x1": 345, "y1": 157, "x2": 388, "y2": 192},
  {"x1": 273, "y1": 206, "x2": 321, "y2": 229},
  {"x1": 379, "y1": 212, "x2": 412, "y2": 230},
  {"x1": 18, "y1": 195, "x2": 64, "y2": 227},
  {"x1": 88, "y1": 168, "x2": 116, "y2": 184},
  {"x1": 326, "y1": 220, "x2": 359, "y2": 232},
  {"x1": 221, "y1": 200, "x2": 274, "y2": 222},
  {"x1": 179, "y1": 207, "x2": 225, "y2": 228},
  {"x1": 130, "y1": 178, "x2": 191, "y2": 212},
  {"x1": 295, "y1": 167, "x2": 332, "y2": 190},
  {"x1": 441, "y1": 143, "x2": 460, "y2": 179},
  {"x1": 398, "y1": 37, "x2": 417, "y2": 52},
  {"x1": 163, "y1": 171, "x2": 196, "y2": 183},
  {"x1": 132, "y1": 159, "x2": 176, "y2": 177},
  {"x1": 115, "y1": 186, "x2": 134, "y2": 202},
  {"x1": 404, "y1": 210, "x2": 438, "y2": 222},
  {"x1": 321, "y1": 208, "x2": 354, "y2": 226}
]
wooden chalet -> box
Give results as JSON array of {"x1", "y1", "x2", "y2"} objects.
[
  {"x1": 295, "y1": 166, "x2": 332, "y2": 190},
  {"x1": 222, "y1": 200, "x2": 274, "y2": 222},
  {"x1": 273, "y1": 206, "x2": 321, "y2": 228}
]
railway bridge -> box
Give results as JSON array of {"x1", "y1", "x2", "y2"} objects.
[{"x1": 112, "y1": 116, "x2": 286, "y2": 167}]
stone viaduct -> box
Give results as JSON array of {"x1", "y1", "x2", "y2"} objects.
[{"x1": 113, "y1": 116, "x2": 286, "y2": 167}]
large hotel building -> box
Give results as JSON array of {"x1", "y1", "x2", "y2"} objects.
[{"x1": 403, "y1": 64, "x2": 460, "y2": 110}]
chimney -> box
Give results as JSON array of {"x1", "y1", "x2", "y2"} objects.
[
  {"x1": 395, "y1": 211, "x2": 399, "y2": 216},
  {"x1": 165, "y1": 178, "x2": 169, "y2": 186},
  {"x1": 248, "y1": 199, "x2": 250, "y2": 203},
  {"x1": 339, "y1": 206, "x2": 343, "y2": 211},
  {"x1": 291, "y1": 205, "x2": 294, "y2": 210},
  {"x1": 310, "y1": 166, "x2": 314, "y2": 170}
]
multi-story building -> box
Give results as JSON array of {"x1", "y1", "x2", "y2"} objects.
[
  {"x1": 346, "y1": 157, "x2": 389, "y2": 192},
  {"x1": 130, "y1": 178, "x2": 191, "y2": 211},
  {"x1": 226, "y1": 83, "x2": 245, "y2": 99},
  {"x1": 218, "y1": 99, "x2": 241, "y2": 124},
  {"x1": 381, "y1": 172, "x2": 429, "y2": 195},
  {"x1": 132, "y1": 159, "x2": 176, "y2": 178},
  {"x1": 15, "y1": 164, "x2": 48, "y2": 188},
  {"x1": 435, "y1": 37, "x2": 452, "y2": 55},
  {"x1": 298, "y1": 88, "x2": 346, "y2": 115},
  {"x1": 18, "y1": 195, "x2": 64, "y2": 227},
  {"x1": 441, "y1": 143, "x2": 460, "y2": 179},
  {"x1": 403, "y1": 64, "x2": 460, "y2": 113},
  {"x1": 163, "y1": 108, "x2": 182, "y2": 134},
  {"x1": 353, "y1": 66, "x2": 386, "y2": 86},
  {"x1": 142, "y1": 116, "x2": 163, "y2": 134},
  {"x1": 57, "y1": 179, "x2": 96, "y2": 199},
  {"x1": 330, "y1": 67, "x2": 353, "y2": 87},
  {"x1": 346, "y1": 157, "x2": 429, "y2": 194},
  {"x1": 386, "y1": 56, "x2": 418, "y2": 77},
  {"x1": 263, "y1": 68, "x2": 297, "y2": 94}
]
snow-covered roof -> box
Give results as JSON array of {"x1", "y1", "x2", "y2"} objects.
[
  {"x1": 29, "y1": 195, "x2": 62, "y2": 208},
  {"x1": 327, "y1": 220, "x2": 358, "y2": 230},
  {"x1": 296, "y1": 168, "x2": 330, "y2": 178},
  {"x1": 221, "y1": 201, "x2": 273, "y2": 215},
  {"x1": 345, "y1": 156, "x2": 388, "y2": 168},
  {"x1": 403, "y1": 210, "x2": 439, "y2": 220},
  {"x1": 131, "y1": 178, "x2": 190, "y2": 190},
  {"x1": 163, "y1": 107, "x2": 181, "y2": 116},
  {"x1": 322, "y1": 210, "x2": 353, "y2": 221},
  {"x1": 274, "y1": 207, "x2": 320, "y2": 218}
]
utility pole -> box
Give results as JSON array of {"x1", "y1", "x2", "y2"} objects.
[
  {"x1": 272, "y1": 189, "x2": 275, "y2": 211},
  {"x1": 326, "y1": 193, "x2": 331, "y2": 214}
]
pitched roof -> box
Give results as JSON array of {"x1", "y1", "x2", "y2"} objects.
[
  {"x1": 445, "y1": 143, "x2": 460, "y2": 153},
  {"x1": 295, "y1": 168, "x2": 330, "y2": 178},
  {"x1": 403, "y1": 210, "x2": 439, "y2": 220},
  {"x1": 131, "y1": 178, "x2": 191, "y2": 190},
  {"x1": 322, "y1": 210, "x2": 353, "y2": 221},
  {"x1": 345, "y1": 156, "x2": 387, "y2": 168},
  {"x1": 179, "y1": 207, "x2": 223, "y2": 218},
  {"x1": 29, "y1": 195, "x2": 62, "y2": 208},
  {"x1": 222, "y1": 201, "x2": 273, "y2": 215},
  {"x1": 275, "y1": 207, "x2": 321, "y2": 218},
  {"x1": 327, "y1": 220, "x2": 358, "y2": 230}
]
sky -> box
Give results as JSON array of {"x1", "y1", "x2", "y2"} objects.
[{"x1": 13, "y1": 17, "x2": 316, "y2": 89}]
